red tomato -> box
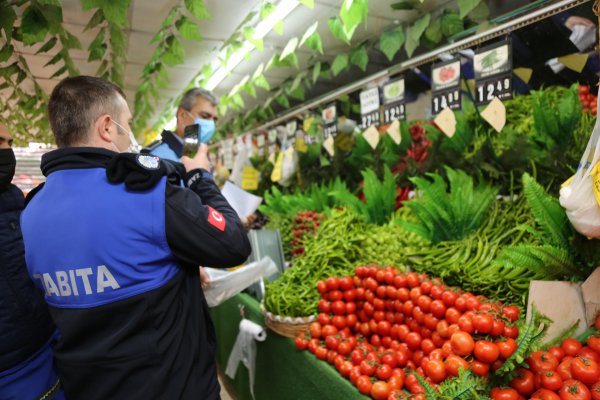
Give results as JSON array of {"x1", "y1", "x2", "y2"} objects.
[
  {"x1": 470, "y1": 360, "x2": 489, "y2": 377},
  {"x1": 308, "y1": 338, "x2": 319, "y2": 354},
  {"x1": 326, "y1": 277, "x2": 339, "y2": 291},
  {"x1": 406, "y1": 272, "x2": 420, "y2": 288},
  {"x1": 445, "y1": 307, "x2": 462, "y2": 324},
  {"x1": 417, "y1": 295, "x2": 432, "y2": 313},
  {"x1": 511, "y1": 368, "x2": 536, "y2": 397},
  {"x1": 420, "y1": 339, "x2": 435, "y2": 355},
  {"x1": 349, "y1": 365, "x2": 362, "y2": 384},
  {"x1": 356, "y1": 375, "x2": 373, "y2": 395},
  {"x1": 405, "y1": 332, "x2": 423, "y2": 351},
  {"x1": 458, "y1": 315, "x2": 475, "y2": 333},
  {"x1": 351, "y1": 349, "x2": 365, "y2": 365},
  {"x1": 442, "y1": 290, "x2": 459, "y2": 307},
  {"x1": 309, "y1": 322, "x2": 322, "y2": 339},
  {"x1": 465, "y1": 296, "x2": 481, "y2": 311},
  {"x1": 558, "y1": 358, "x2": 574, "y2": 380},
  {"x1": 343, "y1": 289, "x2": 356, "y2": 302},
  {"x1": 491, "y1": 388, "x2": 520, "y2": 400},
  {"x1": 474, "y1": 340, "x2": 500, "y2": 363},
  {"x1": 318, "y1": 299, "x2": 331, "y2": 313},
  {"x1": 338, "y1": 341, "x2": 353, "y2": 356},
  {"x1": 451, "y1": 331, "x2": 475, "y2": 356},
  {"x1": 587, "y1": 336, "x2": 600, "y2": 355},
  {"x1": 595, "y1": 314, "x2": 600, "y2": 330},
  {"x1": 377, "y1": 364, "x2": 393, "y2": 380},
  {"x1": 316, "y1": 280, "x2": 328, "y2": 294},
  {"x1": 577, "y1": 347, "x2": 600, "y2": 364},
  {"x1": 322, "y1": 324, "x2": 338, "y2": 337},
  {"x1": 445, "y1": 354, "x2": 469, "y2": 377},
  {"x1": 360, "y1": 359, "x2": 377, "y2": 376},
  {"x1": 430, "y1": 300, "x2": 447, "y2": 319},
  {"x1": 371, "y1": 381, "x2": 391, "y2": 400},
  {"x1": 331, "y1": 315, "x2": 347, "y2": 330},
  {"x1": 562, "y1": 339, "x2": 583, "y2": 357},
  {"x1": 294, "y1": 336, "x2": 308, "y2": 350},
  {"x1": 559, "y1": 379, "x2": 592, "y2": 400},
  {"x1": 490, "y1": 320, "x2": 505, "y2": 337},
  {"x1": 330, "y1": 300, "x2": 345, "y2": 316},
  {"x1": 317, "y1": 312, "x2": 330, "y2": 326},
  {"x1": 325, "y1": 335, "x2": 340, "y2": 350},
  {"x1": 424, "y1": 359, "x2": 447, "y2": 383},
  {"x1": 388, "y1": 374, "x2": 404, "y2": 391},
  {"x1": 549, "y1": 346, "x2": 566, "y2": 362},
  {"x1": 528, "y1": 351, "x2": 559, "y2": 373},
  {"x1": 328, "y1": 290, "x2": 343, "y2": 302},
  {"x1": 502, "y1": 306, "x2": 520, "y2": 322},
  {"x1": 531, "y1": 388, "x2": 561, "y2": 400},
  {"x1": 498, "y1": 338, "x2": 518, "y2": 359},
  {"x1": 339, "y1": 276, "x2": 353, "y2": 291},
  {"x1": 570, "y1": 355, "x2": 600, "y2": 384},
  {"x1": 503, "y1": 325, "x2": 519, "y2": 339},
  {"x1": 591, "y1": 382, "x2": 600, "y2": 400},
  {"x1": 315, "y1": 346, "x2": 328, "y2": 360},
  {"x1": 539, "y1": 370, "x2": 563, "y2": 391}
]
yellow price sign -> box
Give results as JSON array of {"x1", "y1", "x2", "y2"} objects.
[
  {"x1": 270, "y1": 152, "x2": 284, "y2": 182},
  {"x1": 241, "y1": 166, "x2": 260, "y2": 191}
]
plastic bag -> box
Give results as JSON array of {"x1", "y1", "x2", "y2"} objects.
[
  {"x1": 279, "y1": 147, "x2": 298, "y2": 187},
  {"x1": 203, "y1": 257, "x2": 278, "y2": 307},
  {"x1": 559, "y1": 96, "x2": 600, "y2": 238}
]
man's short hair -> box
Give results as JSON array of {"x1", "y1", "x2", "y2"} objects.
[
  {"x1": 48, "y1": 76, "x2": 125, "y2": 147},
  {"x1": 178, "y1": 88, "x2": 219, "y2": 112}
]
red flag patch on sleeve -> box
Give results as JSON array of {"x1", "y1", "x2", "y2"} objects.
[{"x1": 207, "y1": 206, "x2": 226, "y2": 232}]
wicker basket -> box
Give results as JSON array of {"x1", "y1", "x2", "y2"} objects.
[{"x1": 260, "y1": 303, "x2": 316, "y2": 338}]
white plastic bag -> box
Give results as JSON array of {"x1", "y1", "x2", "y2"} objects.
[
  {"x1": 279, "y1": 147, "x2": 298, "y2": 187},
  {"x1": 559, "y1": 96, "x2": 600, "y2": 238},
  {"x1": 203, "y1": 257, "x2": 278, "y2": 307}
]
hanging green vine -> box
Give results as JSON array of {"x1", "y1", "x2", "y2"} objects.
[
  {"x1": 81, "y1": 0, "x2": 133, "y2": 87},
  {"x1": 132, "y1": 0, "x2": 209, "y2": 134},
  {"x1": 0, "y1": 0, "x2": 82, "y2": 145}
]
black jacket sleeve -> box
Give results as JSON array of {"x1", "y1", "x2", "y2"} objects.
[{"x1": 164, "y1": 169, "x2": 252, "y2": 269}]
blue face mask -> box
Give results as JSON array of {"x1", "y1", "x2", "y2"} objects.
[{"x1": 187, "y1": 111, "x2": 216, "y2": 144}]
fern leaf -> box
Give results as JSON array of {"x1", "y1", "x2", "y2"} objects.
[
  {"x1": 413, "y1": 371, "x2": 439, "y2": 399},
  {"x1": 522, "y1": 173, "x2": 572, "y2": 248}
]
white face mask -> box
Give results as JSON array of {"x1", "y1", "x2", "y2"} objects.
[{"x1": 110, "y1": 118, "x2": 141, "y2": 153}]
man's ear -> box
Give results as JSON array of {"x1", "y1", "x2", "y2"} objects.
[{"x1": 96, "y1": 114, "x2": 113, "y2": 143}]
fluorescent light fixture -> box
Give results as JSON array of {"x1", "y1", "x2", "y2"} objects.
[{"x1": 203, "y1": 0, "x2": 300, "y2": 91}]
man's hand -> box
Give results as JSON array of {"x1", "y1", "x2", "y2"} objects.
[
  {"x1": 199, "y1": 267, "x2": 210, "y2": 289},
  {"x1": 181, "y1": 144, "x2": 211, "y2": 172},
  {"x1": 565, "y1": 16, "x2": 595, "y2": 30}
]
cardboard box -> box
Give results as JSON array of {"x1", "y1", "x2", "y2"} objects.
[
  {"x1": 526, "y1": 280, "x2": 587, "y2": 343},
  {"x1": 581, "y1": 267, "x2": 600, "y2": 326}
]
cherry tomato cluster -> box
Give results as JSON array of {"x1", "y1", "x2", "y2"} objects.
[
  {"x1": 294, "y1": 266, "x2": 522, "y2": 400},
  {"x1": 291, "y1": 211, "x2": 323, "y2": 257},
  {"x1": 578, "y1": 85, "x2": 598, "y2": 116},
  {"x1": 392, "y1": 123, "x2": 433, "y2": 177},
  {"x1": 491, "y1": 334, "x2": 600, "y2": 400}
]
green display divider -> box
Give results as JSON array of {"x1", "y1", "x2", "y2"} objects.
[{"x1": 210, "y1": 293, "x2": 368, "y2": 400}]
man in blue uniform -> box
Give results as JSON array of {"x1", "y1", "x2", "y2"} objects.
[
  {"x1": 146, "y1": 87, "x2": 219, "y2": 162},
  {"x1": 0, "y1": 123, "x2": 63, "y2": 400},
  {"x1": 20, "y1": 76, "x2": 251, "y2": 399}
]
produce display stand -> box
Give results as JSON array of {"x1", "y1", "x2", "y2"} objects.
[{"x1": 210, "y1": 293, "x2": 367, "y2": 400}]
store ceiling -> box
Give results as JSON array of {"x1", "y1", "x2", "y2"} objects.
[{"x1": 8, "y1": 0, "x2": 456, "y2": 132}]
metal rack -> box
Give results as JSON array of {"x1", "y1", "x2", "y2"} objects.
[{"x1": 254, "y1": 0, "x2": 592, "y2": 132}]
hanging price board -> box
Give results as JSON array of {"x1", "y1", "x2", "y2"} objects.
[
  {"x1": 382, "y1": 78, "x2": 405, "y2": 124},
  {"x1": 473, "y1": 40, "x2": 513, "y2": 105},
  {"x1": 360, "y1": 87, "x2": 381, "y2": 128},
  {"x1": 431, "y1": 59, "x2": 462, "y2": 114},
  {"x1": 322, "y1": 103, "x2": 338, "y2": 139}
]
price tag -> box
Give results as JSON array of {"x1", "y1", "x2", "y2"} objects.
[
  {"x1": 434, "y1": 107, "x2": 457, "y2": 138},
  {"x1": 270, "y1": 152, "x2": 284, "y2": 182},
  {"x1": 480, "y1": 97, "x2": 506, "y2": 133},
  {"x1": 473, "y1": 40, "x2": 513, "y2": 105},
  {"x1": 241, "y1": 166, "x2": 260, "y2": 191},
  {"x1": 322, "y1": 104, "x2": 338, "y2": 139},
  {"x1": 360, "y1": 87, "x2": 381, "y2": 128},
  {"x1": 362, "y1": 126, "x2": 380, "y2": 149},
  {"x1": 431, "y1": 60, "x2": 462, "y2": 115},
  {"x1": 387, "y1": 119, "x2": 401, "y2": 145},
  {"x1": 382, "y1": 78, "x2": 405, "y2": 124},
  {"x1": 323, "y1": 135, "x2": 335, "y2": 157}
]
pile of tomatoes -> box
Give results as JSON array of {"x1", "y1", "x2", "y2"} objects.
[
  {"x1": 578, "y1": 85, "x2": 598, "y2": 115},
  {"x1": 490, "y1": 334, "x2": 600, "y2": 400},
  {"x1": 291, "y1": 211, "x2": 322, "y2": 257},
  {"x1": 294, "y1": 266, "x2": 522, "y2": 399}
]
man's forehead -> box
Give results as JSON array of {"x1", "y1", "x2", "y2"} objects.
[{"x1": 0, "y1": 123, "x2": 11, "y2": 139}]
